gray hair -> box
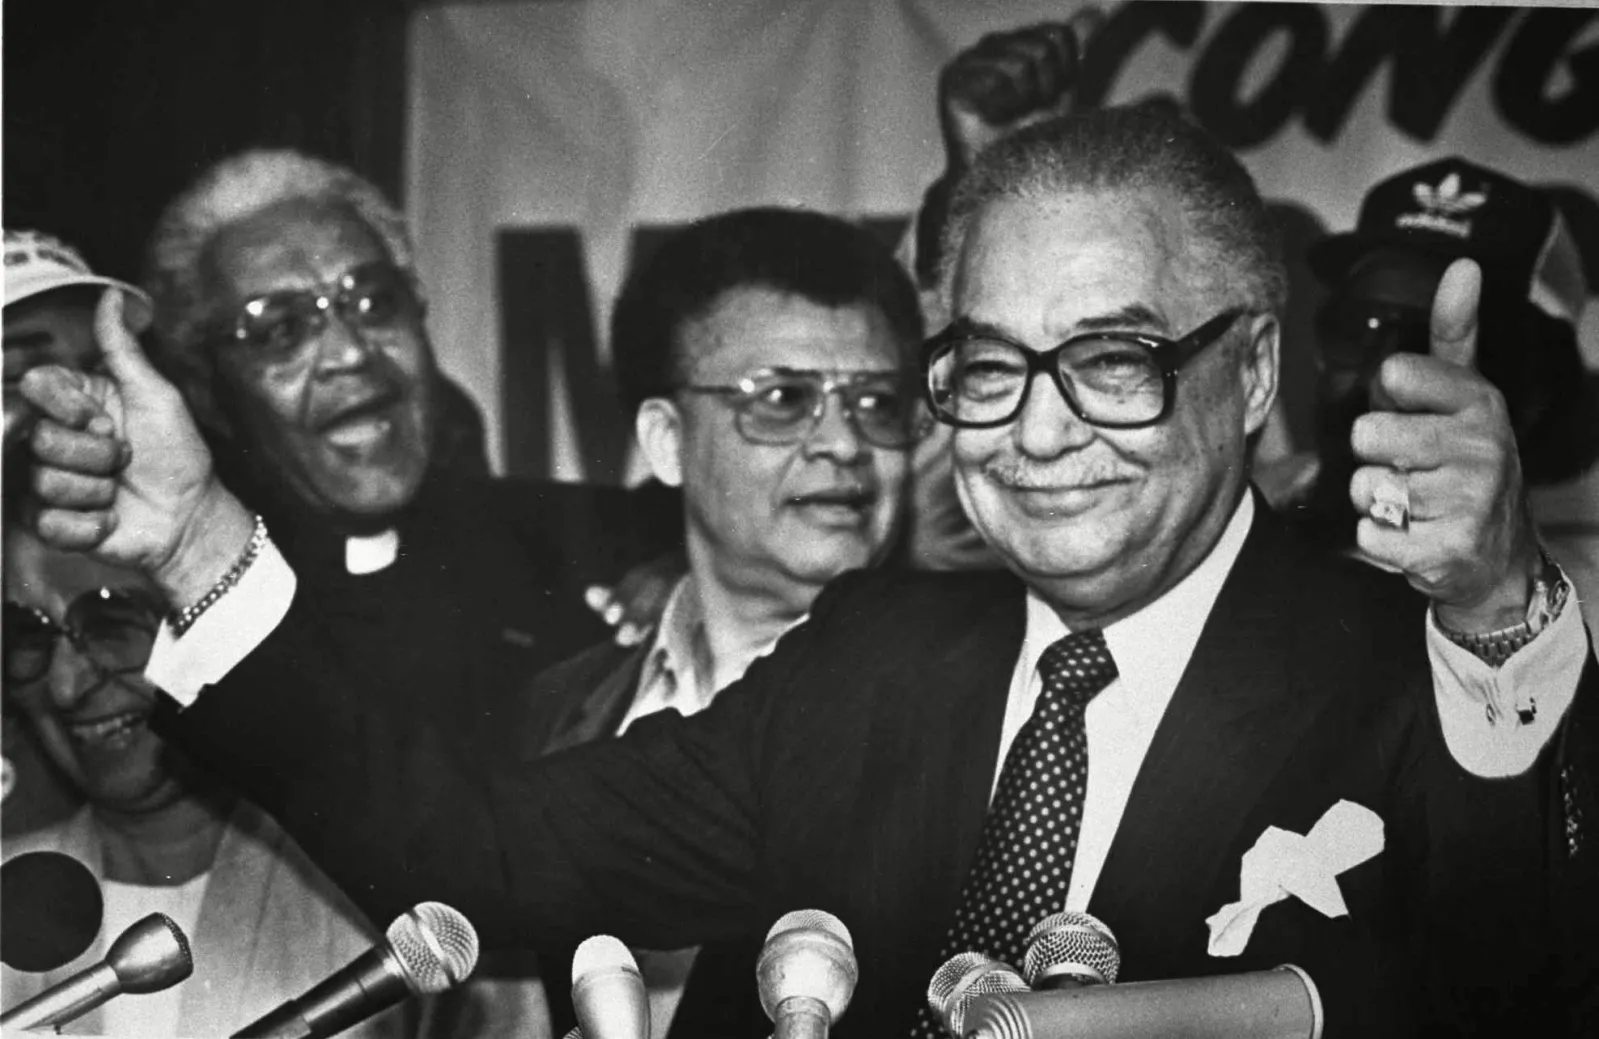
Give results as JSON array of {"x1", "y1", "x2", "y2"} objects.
[
  {"x1": 142, "y1": 149, "x2": 418, "y2": 397},
  {"x1": 938, "y1": 101, "x2": 1287, "y2": 318}
]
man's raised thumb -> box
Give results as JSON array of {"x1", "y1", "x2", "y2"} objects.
[
  {"x1": 94, "y1": 289, "x2": 163, "y2": 387},
  {"x1": 1430, "y1": 258, "x2": 1481, "y2": 371}
]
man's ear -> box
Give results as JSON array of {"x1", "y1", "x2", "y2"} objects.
[
  {"x1": 636, "y1": 398, "x2": 685, "y2": 488},
  {"x1": 1240, "y1": 312, "x2": 1281, "y2": 437}
]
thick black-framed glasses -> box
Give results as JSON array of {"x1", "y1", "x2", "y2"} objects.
[
  {"x1": 211, "y1": 259, "x2": 423, "y2": 363},
  {"x1": 3, "y1": 588, "x2": 163, "y2": 687},
  {"x1": 677, "y1": 367, "x2": 919, "y2": 450},
  {"x1": 922, "y1": 308, "x2": 1245, "y2": 429}
]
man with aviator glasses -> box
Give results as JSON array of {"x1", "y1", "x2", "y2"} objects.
[
  {"x1": 520, "y1": 207, "x2": 920, "y2": 1038},
  {"x1": 133, "y1": 148, "x2": 682, "y2": 761}
]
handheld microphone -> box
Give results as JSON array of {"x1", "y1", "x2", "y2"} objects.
[
  {"x1": 0, "y1": 912, "x2": 191, "y2": 1031},
  {"x1": 570, "y1": 935, "x2": 648, "y2": 1039},
  {"x1": 963, "y1": 964, "x2": 1325, "y2": 1039},
  {"x1": 0, "y1": 850, "x2": 105, "y2": 972},
  {"x1": 230, "y1": 902, "x2": 478, "y2": 1038},
  {"x1": 756, "y1": 909, "x2": 858, "y2": 1039},
  {"x1": 925, "y1": 952, "x2": 1029, "y2": 1038},
  {"x1": 1020, "y1": 911, "x2": 1120, "y2": 990}
]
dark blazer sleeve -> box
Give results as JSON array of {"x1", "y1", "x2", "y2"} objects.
[
  {"x1": 159, "y1": 571, "x2": 830, "y2": 953},
  {"x1": 1382, "y1": 591, "x2": 1598, "y2": 1034},
  {"x1": 1549, "y1": 652, "x2": 1599, "y2": 1032}
]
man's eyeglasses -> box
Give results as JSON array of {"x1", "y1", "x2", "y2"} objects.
[
  {"x1": 1314, "y1": 300, "x2": 1430, "y2": 371},
  {"x1": 922, "y1": 309, "x2": 1245, "y2": 430},
  {"x1": 3, "y1": 589, "x2": 163, "y2": 687},
  {"x1": 211, "y1": 260, "x2": 423, "y2": 363},
  {"x1": 677, "y1": 368, "x2": 919, "y2": 450}
]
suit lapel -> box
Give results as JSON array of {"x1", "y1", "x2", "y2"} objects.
[
  {"x1": 847, "y1": 575, "x2": 1026, "y2": 970},
  {"x1": 542, "y1": 646, "x2": 647, "y2": 755},
  {"x1": 1089, "y1": 509, "x2": 1334, "y2": 972}
]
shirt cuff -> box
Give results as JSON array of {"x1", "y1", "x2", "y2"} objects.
[
  {"x1": 1427, "y1": 573, "x2": 1589, "y2": 778},
  {"x1": 144, "y1": 539, "x2": 298, "y2": 706}
]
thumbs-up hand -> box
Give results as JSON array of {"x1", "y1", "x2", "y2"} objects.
[
  {"x1": 1349, "y1": 259, "x2": 1541, "y2": 632},
  {"x1": 22, "y1": 290, "x2": 256, "y2": 607}
]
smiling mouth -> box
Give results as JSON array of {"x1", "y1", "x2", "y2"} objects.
[
  {"x1": 66, "y1": 711, "x2": 149, "y2": 750},
  {"x1": 994, "y1": 477, "x2": 1136, "y2": 517},
  {"x1": 319, "y1": 396, "x2": 401, "y2": 449},
  {"x1": 324, "y1": 414, "x2": 393, "y2": 449},
  {"x1": 1003, "y1": 478, "x2": 1129, "y2": 494}
]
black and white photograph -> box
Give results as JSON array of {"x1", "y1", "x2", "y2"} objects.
[{"x1": 4, "y1": 2, "x2": 1597, "y2": 1037}]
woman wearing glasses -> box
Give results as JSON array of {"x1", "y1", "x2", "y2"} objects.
[{"x1": 1, "y1": 525, "x2": 420, "y2": 1039}]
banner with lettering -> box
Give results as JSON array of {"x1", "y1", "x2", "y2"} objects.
[{"x1": 407, "y1": 0, "x2": 1597, "y2": 481}]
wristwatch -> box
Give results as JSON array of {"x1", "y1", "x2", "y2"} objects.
[{"x1": 1439, "y1": 549, "x2": 1570, "y2": 671}]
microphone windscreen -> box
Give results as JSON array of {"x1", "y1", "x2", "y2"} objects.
[
  {"x1": 387, "y1": 902, "x2": 479, "y2": 994},
  {"x1": 0, "y1": 851, "x2": 104, "y2": 971},
  {"x1": 571, "y1": 935, "x2": 647, "y2": 1039},
  {"x1": 764, "y1": 908, "x2": 852, "y2": 947},
  {"x1": 1022, "y1": 910, "x2": 1121, "y2": 987},
  {"x1": 572, "y1": 935, "x2": 637, "y2": 983},
  {"x1": 105, "y1": 914, "x2": 193, "y2": 993},
  {"x1": 757, "y1": 908, "x2": 858, "y2": 1027},
  {"x1": 926, "y1": 952, "x2": 1029, "y2": 1036}
]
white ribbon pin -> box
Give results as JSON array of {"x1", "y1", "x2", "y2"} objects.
[{"x1": 1206, "y1": 799, "x2": 1385, "y2": 958}]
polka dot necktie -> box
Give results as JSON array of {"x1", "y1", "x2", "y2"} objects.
[{"x1": 913, "y1": 629, "x2": 1118, "y2": 1037}]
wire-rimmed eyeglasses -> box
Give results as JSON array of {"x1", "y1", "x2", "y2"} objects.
[
  {"x1": 209, "y1": 259, "x2": 424, "y2": 363},
  {"x1": 677, "y1": 367, "x2": 920, "y2": 450},
  {"x1": 3, "y1": 588, "x2": 163, "y2": 688},
  {"x1": 922, "y1": 308, "x2": 1245, "y2": 429}
]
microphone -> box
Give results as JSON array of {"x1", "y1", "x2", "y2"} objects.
[
  {"x1": 0, "y1": 912, "x2": 191, "y2": 1031},
  {"x1": 0, "y1": 850, "x2": 105, "y2": 972},
  {"x1": 231, "y1": 902, "x2": 479, "y2": 1038},
  {"x1": 1020, "y1": 911, "x2": 1120, "y2": 990},
  {"x1": 963, "y1": 964, "x2": 1325, "y2": 1039},
  {"x1": 570, "y1": 934, "x2": 648, "y2": 1039},
  {"x1": 925, "y1": 952, "x2": 1029, "y2": 1038},
  {"x1": 756, "y1": 909, "x2": 858, "y2": 1039}
]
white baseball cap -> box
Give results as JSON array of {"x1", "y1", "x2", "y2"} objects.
[{"x1": 3, "y1": 229, "x2": 153, "y2": 332}]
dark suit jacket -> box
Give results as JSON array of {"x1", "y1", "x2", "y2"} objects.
[
  {"x1": 523, "y1": 641, "x2": 650, "y2": 757},
  {"x1": 165, "y1": 505, "x2": 1597, "y2": 1037}
]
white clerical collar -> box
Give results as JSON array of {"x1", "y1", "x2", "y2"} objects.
[
  {"x1": 344, "y1": 529, "x2": 401, "y2": 575},
  {"x1": 1020, "y1": 492, "x2": 1256, "y2": 718}
]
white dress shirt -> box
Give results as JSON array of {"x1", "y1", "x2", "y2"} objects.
[
  {"x1": 617, "y1": 577, "x2": 792, "y2": 735},
  {"x1": 1002, "y1": 492, "x2": 1256, "y2": 912}
]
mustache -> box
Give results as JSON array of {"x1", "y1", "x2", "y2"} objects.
[{"x1": 980, "y1": 457, "x2": 1140, "y2": 489}]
